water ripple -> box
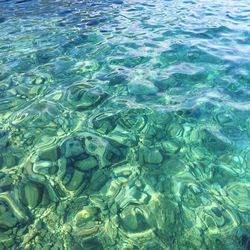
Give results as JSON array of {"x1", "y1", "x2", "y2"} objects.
[{"x1": 0, "y1": 0, "x2": 250, "y2": 249}]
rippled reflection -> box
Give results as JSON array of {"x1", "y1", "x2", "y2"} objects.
[{"x1": 0, "y1": 0, "x2": 250, "y2": 249}]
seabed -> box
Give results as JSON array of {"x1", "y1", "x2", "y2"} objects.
[{"x1": 0, "y1": 0, "x2": 250, "y2": 249}]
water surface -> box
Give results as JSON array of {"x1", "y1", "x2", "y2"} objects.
[{"x1": 0, "y1": 0, "x2": 250, "y2": 249}]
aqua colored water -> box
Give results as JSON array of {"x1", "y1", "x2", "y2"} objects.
[{"x1": 0, "y1": 0, "x2": 250, "y2": 249}]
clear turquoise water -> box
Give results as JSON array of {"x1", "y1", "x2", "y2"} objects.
[{"x1": 0, "y1": 0, "x2": 250, "y2": 249}]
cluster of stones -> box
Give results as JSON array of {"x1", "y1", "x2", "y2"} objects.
[
  {"x1": 1, "y1": 104, "x2": 250, "y2": 250},
  {"x1": 1, "y1": 71, "x2": 250, "y2": 249}
]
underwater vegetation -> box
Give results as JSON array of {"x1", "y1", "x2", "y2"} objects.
[{"x1": 0, "y1": 0, "x2": 250, "y2": 249}]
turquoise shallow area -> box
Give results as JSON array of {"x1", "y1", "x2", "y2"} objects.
[{"x1": 0, "y1": 0, "x2": 250, "y2": 249}]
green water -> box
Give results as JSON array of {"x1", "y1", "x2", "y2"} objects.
[{"x1": 0, "y1": 0, "x2": 250, "y2": 249}]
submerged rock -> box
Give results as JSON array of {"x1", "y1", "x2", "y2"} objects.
[
  {"x1": 24, "y1": 182, "x2": 42, "y2": 209},
  {"x1": 118, "y1": 108, "x2": 147, "y2": 131},
  {"x1": 33, "y1": 160, "x2": 58, "y2": 175},
  {"x1": 74, "y1": 156, "x2": 98, "y2": 171},
  {"x1": 0, "y1": 210, "x2": 18, "y2": 229},
  {"x1": 39, "y1": 146, "x2": 58, "y2": 161},
  {"x1": 88, "y1": 169, "x2": 109, "y2": 192},
  {"x1": 66, "y1": 170, "x2": 85, "y2": 191},
  {"x1": 75, "y1": 207, "x2": 98, "y2": 226},
  {"x1": 161, "y1": 141, "x2": 179, "y2": 154},
  {"x1": 119, "y1": 205, "x2": 149, "y2": 232},
  {"x1": 84, "y1": 134, "x2": 127, "y2": 167},
  {"x1": 67, "y1": 84, "x2": 107, "y2": 111},
  {"x1": 142, "y1": 148, "x2": 163, "y2": 164},
  {"x1": 62, "y1": 139, "x2": 85, "y2": 158},
  {"x1": 128, "y1": 80, "x2": 159, "y2": 95}
]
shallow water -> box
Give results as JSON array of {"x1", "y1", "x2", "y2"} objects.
[{"x1": 0, "y1": 0, "x2": 250, "y2": 249}]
